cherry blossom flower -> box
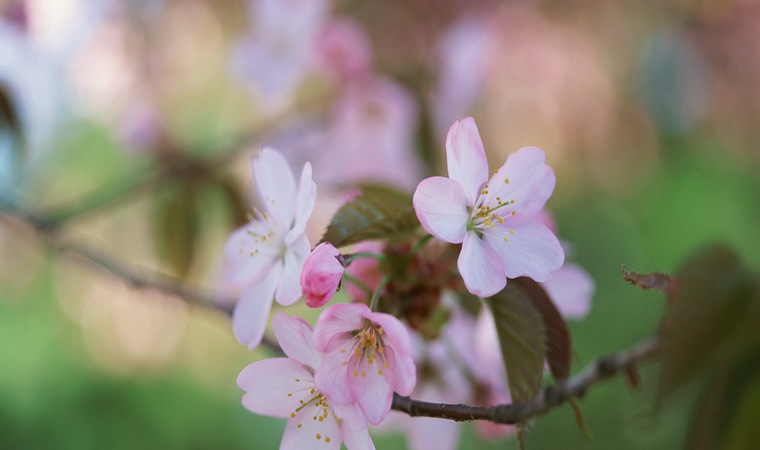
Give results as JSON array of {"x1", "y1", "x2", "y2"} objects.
[
  {"x1": 313, "y1": 302, "x2": 416, "y2": 425},
  {"x1": 222, "y1": 147, "x2": 316, "y2": 349},
  {"x1": 301, "y1": 242, "x2": 345, "y2": 308},
  {"x1": 238, "y1": 312, "x2": 375, "y2": 450},
  {"x1": 413, "y1": 117, "x2": 564, "y2": 298}
]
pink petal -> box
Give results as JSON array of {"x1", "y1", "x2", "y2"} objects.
[
  {"x1": 285, "y1": 161, "x2": 317, "y2": 245},
  {"x1": 275, "y1": 234, "x2": 310, "y2": 305},
  {"x1": 349, "y1": 353, "x2": 394, "y2": 425},
  {"x1": 482, "y1": 219, "x2": 564, "y2": 282},
  {"x1": 367, "y1": 312, "x2": 412, "y2": 356},
  {"x1": 281, "y1": 398, "x2": 342, "y2": 450},
  {"x1": 251, "y1": 147, "x2": 297, "y2": 229},
  {"x1": 233, "y1": 270, "x2": 281, "y2": 349},
  {"x1": 340, "y1": 418, "x2": 376, "y2": 450},
  {"x1": 272, "y1": 312, "x2": 322, "y2": 371},
  {"x1": 445, "y1": 117, "x2": 489, "y2": 205},
  {"x1": 313, "y1": 303, "x2": 367, "y2": 352},
  {"x1": 541, "y1": 263, "x2": 594, "y2": 319},
  {"x1": 413, "y1": 176, "x2": 469, "y2": 244},
  {"x1": 390, "y1": 345, "x2": 416, "y2": 397},
  {"x1": 408, "y1": 416, "x2": 461, "y2": 450},
  {"x1": 314, "y1": 343, "x2": 354, "y2": 405},
  {"x1": 458, "y1": 232, "x2": 506, "y2": 297},
  {"x1": 237, "y1": 358, "x2": 314, "y2": 418},
  {"x1": 484, "y1": 146, "x2": 555, "y2": 216}
]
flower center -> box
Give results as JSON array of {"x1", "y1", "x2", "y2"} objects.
[
  {"x1": 466, "y1": 181, "x2": 517, "y2": 238},
  {"x1": 242, "y1": 207, "x2": 287, "y2": 258},
  {"x1": 343, "y1": 322, "x2": 391, "y2": 377},
  {"x1": 288, "y1": 387, "x2": 337, "y2": 444}
]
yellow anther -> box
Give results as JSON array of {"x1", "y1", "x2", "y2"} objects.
[
  {"x1": 316, "y1": 433, "x2": 321, "y2": 440},
  {"x1": 325, "y1": 437, "x2": 331, "y2": 443},
  {"x1": 503, "y1": 237, "x2": 509, "y2": 242},
  {"x1": 290, "y1": 412, "x2": 296, "y2": 418},
  {"x1": 504, "y1": 178, "x2": 510, "y2": 184}
]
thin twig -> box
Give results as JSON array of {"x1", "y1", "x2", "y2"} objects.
[{"x1": 392, "y1": 336, "x2": 660, "y2": 424}]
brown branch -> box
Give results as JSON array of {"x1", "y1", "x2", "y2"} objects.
[{"x1": 392, "y1": 335, "x2": 660, "y2": 424}]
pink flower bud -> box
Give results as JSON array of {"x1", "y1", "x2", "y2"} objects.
[{"x1": 300, "y1": 242, "x2": 345, "y2": 308}]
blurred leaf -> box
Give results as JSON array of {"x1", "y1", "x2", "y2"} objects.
[
  {"x1": 684, "y1": 347, "x2": 760, "y2": 450},
  {"x1": 620, "y1": 265, "x2": 673, "y2": 292},
  {"x1": 320, "y1": 185, "x2": 419, "y2": 248},
  {"x1": 660, "y1": 245, "x2": 753, "y2": 397},
  {"x1": 488, "y1": 283, "x2": 546, "y2": 404},
  {"x1": 514, "y1": 277, "x2": 572, "y2": 381},
  {"x1": 215, "y1": 176, "x2": 250, "y2": 228},
  {"x1": 152, "y1": 182, "x2": 201, "y2": 278}
]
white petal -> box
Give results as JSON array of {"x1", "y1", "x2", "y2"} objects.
[
  {"x1": 281, "y1": 398, "x2": 342, "y2": 450},
  {"x1": 275, "y1": 234, "x2": 310, "y2": 305},
  {"x1": 221, "y1": 223, "x2": 280, "y2": 292},
  {"x1": 458, "y1": 232, "x2": 506, "y2": 297},
  {"x1": 413, "y1": 176, "x2": 469, "y2": 243},
  {"x1": 445, "y1": 117, "x2": 489, "y2": 205},
  {"x1": 238, "y1": 358, "x2": 314, "y2": 418},
  {"x1": 482, "y1": 219, "x2": 564, "y2": 282},
  {"x1": 233, "y1": 269, "x2": 281, "y2": 349},
  {"x1": 251, "y1": 147, "x2": 297, "y2": 229},
  {"x1": 272, "y1": 312, "x2": 322, "y2": 371},
  {"x1": 484, "y1": 146, "x2": 555, "y2": 216},
  {"x1": 286, "y1": 161, "x2": 317, "y2": 245}
]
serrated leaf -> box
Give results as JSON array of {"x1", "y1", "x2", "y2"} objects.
[
  {"x1": 621, "y1": 265, "x2": 672, "y2": 292},
  {"x1": 514, "y1": 277, "x2": 572, "y2": 382},
  {"x1": 660, "y1": 245, "x2": 753, "y2": 397},
  {"x1": 152, "y1": 182, "x2": 200, "y2": 278},
  {"x1": 320, "y1": 185, "x2": 419, "y2": 248},
  {"x1": 488, "y1": 283, "x2": 546, "y2": 404}
]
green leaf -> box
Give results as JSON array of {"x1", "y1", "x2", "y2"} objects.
[
  {"x1": 152, "y1": 182, "x2": 201, "y2": 279},
  {"x1": 320, "y1": 185, "x2": 419, "y2": 248},
  {"x1": 488, "y1": 283, "x2": 546, "y2": 404},
  {"x1": 514, "y1": 277, "x2": 572, "y2": 382},
  {"x1": 659, "y1": 245, "x2": 753, "y2": 397}
]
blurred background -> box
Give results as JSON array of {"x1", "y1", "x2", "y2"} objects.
[{"x1": 1, "y1": 0, "x2": 759, "y2": 448}]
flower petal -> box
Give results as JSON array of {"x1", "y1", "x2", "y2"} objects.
[
  {"x1": 272, "y1": 311, "x2": 322, "y2": 371},
  {"x1": 281, "y1": 397, "x2": 342, "y2": 450},
  {"x1": 313, "y1": 303, "x2": 368, "y2": 352},
  {"x1": 368, "y1": 312, "x2": 412, "y2": 357},
  {"x1": 482, "y1": 218, "x2": 564, "y2": 282},
  {"x1": 445, "y1": 117, "x2": 489, "y2": 205},
  {"x1": 484, "y1": 146, "x2": 555, "y2": 216},
  {"x1": 458, "y1": 232, "x2": 506, "y2": 297},
  {"x1": 275, "y1": 234, "x2": 310, "y2": 305},
  {"x1": 314, "y1": 342, "x2": 354, "y2": 405},
  {"x1": 413, "y1": 176, "x2": 468, "y2": 244},
  {"x1": 541, "y1": 263, "x2": 594, "y2": 319},
  {"x1": 251, "y1": 147, "x2": 297, "y2": 229},
  {"x1": 233, "y1": 269, "x2": 280, "y2": 349},
  {"x1": 339, "y1": 409, "x2": 376, "y2": 450},
  {"x1": 221, "y1": 222, "x2": 280, "y2": 292},
  {"x1": 349, "y1": 352, "x2": 394, "y2": 425},
  {"x1": 237, "y1": 358, "x2": 314, "y2": 418},
  {"x1": 285, "y1": 161, "x2": 317, "y2": 245},
  {"x1": 408, "y1": 415, "x2": 461, "y2": 450}
]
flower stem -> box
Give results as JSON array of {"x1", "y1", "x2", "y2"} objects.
[
  {"x1": 369, "y1": 274, "x2": 391, "y2": 312},
  {"x1": 344, "y1": 252, "x2": 385, "y2": 266}
]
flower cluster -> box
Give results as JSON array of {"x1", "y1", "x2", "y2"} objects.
[{"x1": 221, "y1": 115, "x2": 592, "y2": 449}]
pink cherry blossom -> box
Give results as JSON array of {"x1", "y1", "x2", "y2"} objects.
[
  {"x1": 301, "y1": 242, "x2": 345, "y2": 308},
  {"x1": 413, "y1": 117, "x2": 564, "y2": 297},
  {"x1": 313, "y1": 303, "x2": 416, "y2": 426},
  {"x1": 221, "y1": 147, "x2": 316, "y2": 349},
  {"x1": 238, "y1": 312, "x2": 375, "y2": 450},
  {"x1": 314, "y1": 18, "x2": 372, "y2": 83},
  {"x1": 542, "y1": 262, "x2": 594, "y2": 320}
]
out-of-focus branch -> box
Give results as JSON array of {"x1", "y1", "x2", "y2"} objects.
[
  {"x1": 392, "y1": 335, "x2": 660, "y2": 424},
  {"x1": 1, "y1": 203, "x2": 659, "y2": 423}
]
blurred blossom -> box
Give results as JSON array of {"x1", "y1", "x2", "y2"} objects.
[
  {"x1": 118, "y1": 94, "x2": 164, "y2": 154},
  {"x1": 542, "y1": 263, "x2": 594, "y2": 320},
  {"x1": 311, "y1": 76, "x2": 422, "y2": 190},
  {"x1": 0, "y1": 18, "x2": 61, "y2": 159},
  {"x1": 432, "y1": 15, "x2": 490, "y2": 135},
  {"x1": 480, "y1": 5, "x2": 615, "y2": 167},
  {"x1": 231, "y1": 0, "x2": 329, "y2": 114},
  {"x1": 345, "y1": 241, "x2": 384, "y2": 302},
  {"x1": 637, "y1": 30, "x2": 710, "y2": 134},
  {"x1": 314, "y1": 18, "x2": 373, "y2": 83}
]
